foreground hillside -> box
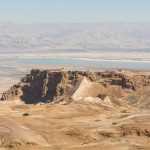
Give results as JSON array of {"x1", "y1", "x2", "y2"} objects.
[{"x1": 1, "y1": 69, "x2": 150, "y2": 149}]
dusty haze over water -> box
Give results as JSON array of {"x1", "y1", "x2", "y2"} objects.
[{"x1": 0, "y1": 23, "x2": 150, "y2": 92}]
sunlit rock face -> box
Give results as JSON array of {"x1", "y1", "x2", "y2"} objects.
[{"x1": 1, "y1": 69, "x2": 150, "y2": 104}]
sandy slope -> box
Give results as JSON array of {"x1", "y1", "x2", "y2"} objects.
[
  {"x1": 1, "y1": 71, "x2": 150, "y2": 149},
  {"x1": 72, "y1": 77, "x2": 106, "y2": 100},
  {"x1": 0, "y1": 100, "x2": 150, "y2": 150}
]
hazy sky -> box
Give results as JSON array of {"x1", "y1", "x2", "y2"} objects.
[{"x1": 0, "y1": 0, "x2": 149, "y2": 23}]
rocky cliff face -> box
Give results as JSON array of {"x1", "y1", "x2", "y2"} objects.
[{"x1": 1, "y1": 69, "x2": 150, "y2": 104}]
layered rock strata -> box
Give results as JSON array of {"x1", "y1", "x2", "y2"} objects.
[{"x1": 1, "y1": 69, "x2": 150, "y2": 104}]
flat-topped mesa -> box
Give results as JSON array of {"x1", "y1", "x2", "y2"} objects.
[{"x1": 1, "y1": 69, "x2": 150, "y2": 104}]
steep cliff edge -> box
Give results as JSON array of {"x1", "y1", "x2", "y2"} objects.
[{"x1": 1, "y1": 69, "x2": 150, "y2": 104}]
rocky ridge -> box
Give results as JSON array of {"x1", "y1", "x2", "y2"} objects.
[
  {"x1": 1, "y1": 69, "x2": 150, "y2": 104},
  {"x1": 1, "y1": 69, "x2": 150, "y2": 149}
]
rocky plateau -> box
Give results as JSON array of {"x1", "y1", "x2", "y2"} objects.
[{"x1": 0, "y1": 69, "x2": 150, "y2": 149}]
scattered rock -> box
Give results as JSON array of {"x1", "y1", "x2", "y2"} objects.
[{"x1": 22, "y1": 113, "x2": 30, "y2": 117}]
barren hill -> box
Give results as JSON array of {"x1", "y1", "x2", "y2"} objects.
[{"x1": 0, "y1": 69, "x2": 150, "y2": 149}]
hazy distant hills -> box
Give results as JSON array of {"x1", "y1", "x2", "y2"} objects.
[{"x1": 0, "y1": 23, "x2": 150, "y2": 52}]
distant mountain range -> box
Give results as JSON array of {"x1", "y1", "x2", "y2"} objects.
[{"x1": 0, "y1": 23, "x2": 150, "y2": 52}]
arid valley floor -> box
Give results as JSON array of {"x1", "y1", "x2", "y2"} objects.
[{"x1": 0, "y1": 69, "x2": 150, "y2": 149}]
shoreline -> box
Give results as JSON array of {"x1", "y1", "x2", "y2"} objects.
[{"x1": 1, "y1": 50, "x2": 150, "y2": 60}]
